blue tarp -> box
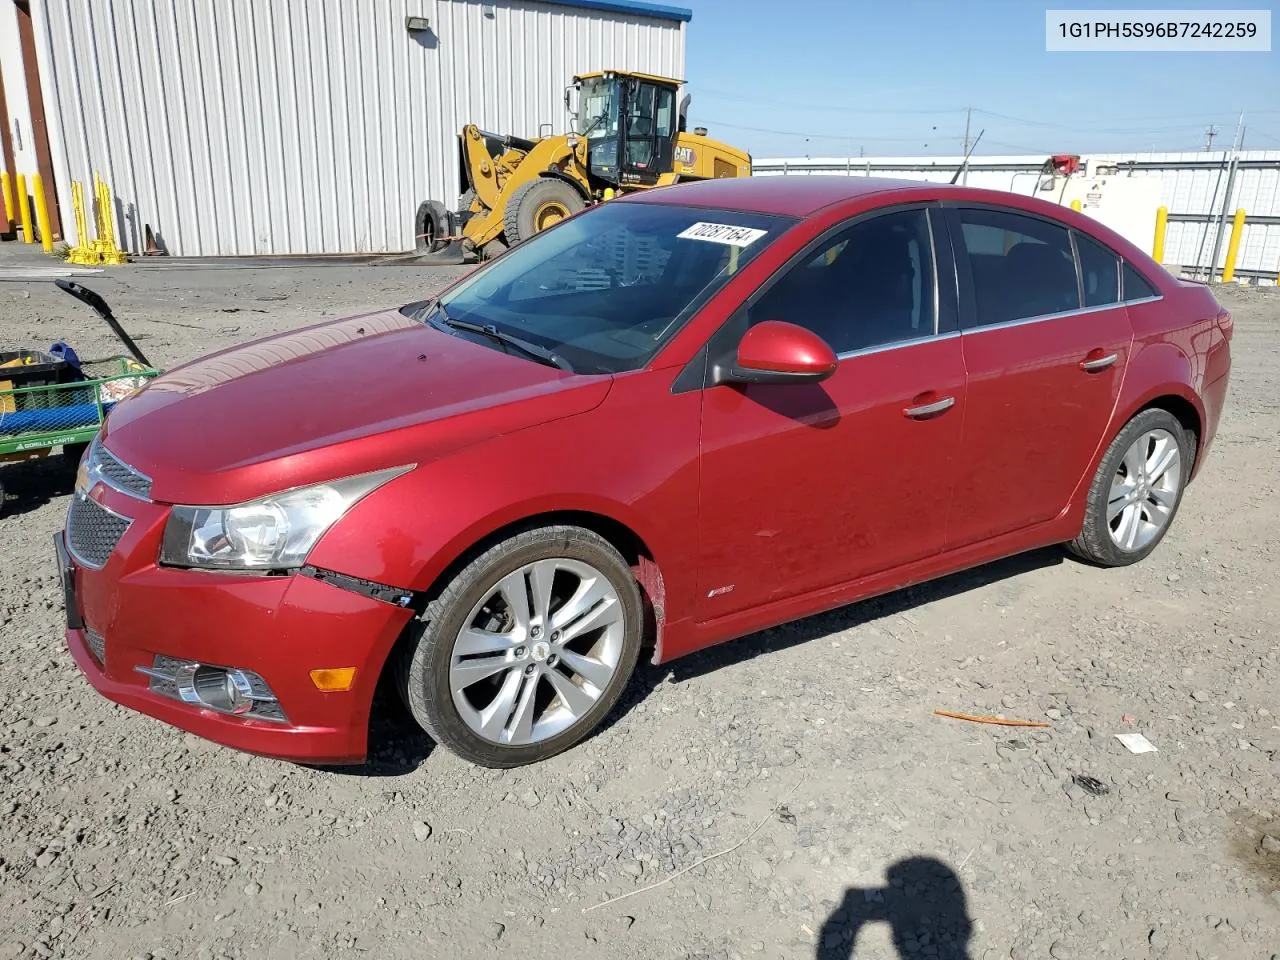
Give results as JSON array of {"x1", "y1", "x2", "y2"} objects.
[{"x1": 0, "y1": 402, "x2": 115, "y2": 437}]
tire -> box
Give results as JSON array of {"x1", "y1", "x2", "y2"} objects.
[
  {"x1": 414, "y1": 200, "x2": 450, "y2": 253},
  {"x1": 479, "y1": 237, "x2": 507, "y2": 261},
  {"x1": 503, "y1": 178, "x2": 586, "y2": 246},
  {"x1": 1068, "y1": 408, "x2": 1191, "y2": 567},
  {"x1": 398, "y1": 525, "x2": 644, "y2": 768},
  {"x1": 62, "y1": 441, "x2": 90, "y2": 472}
]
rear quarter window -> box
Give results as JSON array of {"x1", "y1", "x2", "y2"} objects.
[{"x1": 1122, "y1": 261, "x2": 1159, "y2": 301}]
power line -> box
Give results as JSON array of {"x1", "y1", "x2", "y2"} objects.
[
  {"x1": 695, "y1": 87, "x2": 968, "y2": 115},
  {"x1": 972, "y1": 106, "x2": 1280, "y2": 126},
  {"x1": 701, "y1": 119, "x2": 953, "y2": 142},
  {"x1": 970, "y1": 108, "x2": 1252, "y2": 137}
]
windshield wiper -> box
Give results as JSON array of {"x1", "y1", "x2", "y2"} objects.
[{"x1": 429, "y1": 305, "x2": 572, "y2": 372}]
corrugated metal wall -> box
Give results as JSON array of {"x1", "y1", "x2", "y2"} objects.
[
  {"x1": 753, "y1": 151, "x2": 1280, "y2": 284},
  {"x1": 29, "y1": 0, "x2": 685, "y2": 256}
]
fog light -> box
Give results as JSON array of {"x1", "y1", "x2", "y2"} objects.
[
  {"x1": 136, "y1": 656, "x2": 287, "y2": 723},
  {"x1": 191, "y1": 666, "x2": 254, "y2": 715}
]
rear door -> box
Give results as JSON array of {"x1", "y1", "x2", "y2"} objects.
[{"x1": 942, "y1": 205, "x2": 1134, "y2": 549}]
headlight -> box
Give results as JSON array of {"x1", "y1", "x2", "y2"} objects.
[{"x1": 159, "y1": 466, "x2": 411, "y2": 571}]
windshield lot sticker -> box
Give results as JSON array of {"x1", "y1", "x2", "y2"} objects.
[{"x1": 677, "y1": 222, "x2": 768, "y2": 247}]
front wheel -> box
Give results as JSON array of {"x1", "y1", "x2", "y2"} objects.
[
  {"x1": 1068, "y1": 408, "x2": 1191, "y2": 567},
  {"x1": 503, "y1": 178, "x2": 586, "y2": 246},
  {"x1": 398, "y1": 526, "x2": 644, "y2": 768}
]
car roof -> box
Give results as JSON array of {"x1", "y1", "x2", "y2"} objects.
[
  {"x1": 619, "y1": 175, "x2": 1160, "y2": 272},
  {"x1": 628, "y1": 175, "x2": 1080, "y2": 220},
  {"x1": 628, "y1": 175, "x2": 933, "y2": 217}
]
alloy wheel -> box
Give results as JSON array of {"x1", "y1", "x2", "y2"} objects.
[
  {"x1": 448, "y1": 557, "x2": 626, "y2": 746},
  {"x1": 1107, "y1": 427, "x2": 1182, "y2": 552}
]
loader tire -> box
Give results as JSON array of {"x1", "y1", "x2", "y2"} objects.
[{"x1": 504, "y1": 179, "x2": 586, "y2": 246}]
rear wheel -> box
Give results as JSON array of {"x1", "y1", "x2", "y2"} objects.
[
  {"x1": 398, "y1": 525, "x2": 643, "y2": 768},
  {"x1": 1068, "y1": 408, "x2": 1190, "y2": 566},
  {"x1": 479, "y1": 237, "x2": 507, "y2": 261},
  {"x1": 503, "y1": 178, "x2": 586, "y2": 246}
]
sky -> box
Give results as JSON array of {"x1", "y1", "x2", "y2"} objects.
[{"x1": 675, "y1": 0, "x2": 1280, "y2": 159}]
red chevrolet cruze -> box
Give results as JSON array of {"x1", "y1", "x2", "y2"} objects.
[{"x1": 56, "y1": 177, "x2": 1232, "y2": 768}]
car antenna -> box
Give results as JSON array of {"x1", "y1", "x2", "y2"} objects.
[{"x1": 949, "y1": 128, "x2": 984, "y2": 186}]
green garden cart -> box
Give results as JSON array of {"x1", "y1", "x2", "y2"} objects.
[{"x1": 0, "y1": 280, "x2": 161, "y2": 514}]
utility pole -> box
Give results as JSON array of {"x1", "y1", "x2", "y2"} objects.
[
  {"x1": 1207, "y1": 110, "x2": 1245, "y2": 281},
  {"x1": 1203, "y1": 124, "x2": 1217, "y2": 151},
  {"x1": 961, "y1": 106, "x2": 972, "y2": 184}
]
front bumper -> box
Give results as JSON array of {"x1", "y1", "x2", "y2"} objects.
[{"x1": 55, "y1": 484, "x2": 415, "y2": 764}]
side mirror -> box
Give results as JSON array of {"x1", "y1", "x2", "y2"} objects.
[{"x1": 714, "y1": 320, "x2": 838, "y2": 386}]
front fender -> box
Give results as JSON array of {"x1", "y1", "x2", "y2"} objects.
[{"x1": 305, "y1": 371, "x2": 703, "y2": 624}]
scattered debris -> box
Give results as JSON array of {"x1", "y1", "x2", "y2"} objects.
[
  {"x1": 1115, "y1": 733, "x2": 1158, "y2": 754},
  {"x1": 584, "y1": 779, "x2": 802, "y2": 913},
  {"x1": 1072, "y1": 775, "x2": 1110, "y2": 796},
  {"x1": 934, "y1": 709, "x2": 1052, "y2": 728}
]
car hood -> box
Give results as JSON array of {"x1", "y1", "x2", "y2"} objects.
[{"x1": 101, "y1": 308, "x2": 612, "y2": 505}]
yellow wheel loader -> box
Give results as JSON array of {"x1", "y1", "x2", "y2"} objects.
[{"x1": 414, "y1": 69, "x2": 752, "y2": 263}]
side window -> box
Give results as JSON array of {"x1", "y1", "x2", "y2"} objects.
[
  {"x1": 1122, "y1": 261, "x2": 1158, "y2": 301},
  {"x1": 957, "y1": 208, "x2": 1080, "y2": 326},
  {"x1": 654, "y1": 86, "x2": 675, "y2": 139},
  {"x1": 1074, "y1": 231, "x2": 1120, "y2": 307},
  {"x1": 748, "y1": 209, "x2": 937, "y2": 355}
]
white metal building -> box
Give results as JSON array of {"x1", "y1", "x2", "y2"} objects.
[
  {"x1": 0, "y1": 0, "x2": 690, "y2": 257},
  {"x1": 754, "y1": 151, "x2": 1280, "y2": 285}
]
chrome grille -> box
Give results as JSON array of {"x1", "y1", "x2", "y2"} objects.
[
  {"x1": 85, "y1": 627, "x2": 106, "y2": 665},
  {"x1": 89, "y1": 442, "x2": 152, "y2": 500},
  {"x1": 66, "y1": 494, "x2": 131, "y2": 569}
]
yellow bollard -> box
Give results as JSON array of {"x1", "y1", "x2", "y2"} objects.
[
  {"x1": 1153, "y1": 206, "x2": 1168, "y2": 263},
  {"x1": 1221, "y1": 208, "x2": 1247, "y2": 283},
  {"x1": 32, "y1": 173, "x2": 54, "y2": 253},
  {"x1": 15, "y1": 173, "x2": 33, "y2": 243},
  {"x1": 1, "y1": 171, "x2": 14, "y2": 230},
  {"x1": 1070, "y1": 199, "x2": 1082, "y2": 212},
  {"x1": 72, "y1": 181, "x2": 88, "y2": 246}
]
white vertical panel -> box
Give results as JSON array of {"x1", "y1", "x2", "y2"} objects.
[
  {"x1": 31, "y1": 0, "x2": 687, "y2": 256},
  {"x1": 752, "y1": 150, "x2": 1280, "y2": 281}
]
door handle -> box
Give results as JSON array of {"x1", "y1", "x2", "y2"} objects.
[
  {"x1": 903, "y1": 396, "x2": 955, "y2": 419},
  {"x1": 1079, "y1": 352, "x2": 1118, "y2": 372}
]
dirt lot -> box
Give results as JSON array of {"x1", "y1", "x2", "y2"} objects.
[{"x1": 1, "y1": 258, "x2": 1277, "y2": 960}]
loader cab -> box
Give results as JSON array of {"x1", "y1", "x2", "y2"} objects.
[{"x1": 570, "y1": 71, "x2": 679, "y2": 188}]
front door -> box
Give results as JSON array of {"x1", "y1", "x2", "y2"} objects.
[
  {"x1": 942, "y1": 205, "x2": 1134, "y2": 548},
  {"x1": 695, "y1": 206, "x2": 966, "y2": 620},
  {"x1": 621, "y1": 79, "x2": 676, "y2": 185}
]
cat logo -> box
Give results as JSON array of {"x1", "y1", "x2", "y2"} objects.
[{"x1": 675, "y1": 146, "x2": 697, "y2": 168}]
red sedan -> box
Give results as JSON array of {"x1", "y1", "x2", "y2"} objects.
[{"x1": 55, "y1": 176, "x2": 1232, "y2": 768}]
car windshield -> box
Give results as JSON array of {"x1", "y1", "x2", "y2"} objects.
[{"x1": 431, "y1": 201, "x2": 796, "y2": 374}]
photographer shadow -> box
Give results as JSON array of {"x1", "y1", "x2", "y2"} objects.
[{"x1": 816, "y1": 856, "x2": 973, "y2": 959}]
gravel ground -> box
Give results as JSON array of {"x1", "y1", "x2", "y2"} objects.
[{"x1": 1, "y1": 259, "x2": 1277, "y2": 960}]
